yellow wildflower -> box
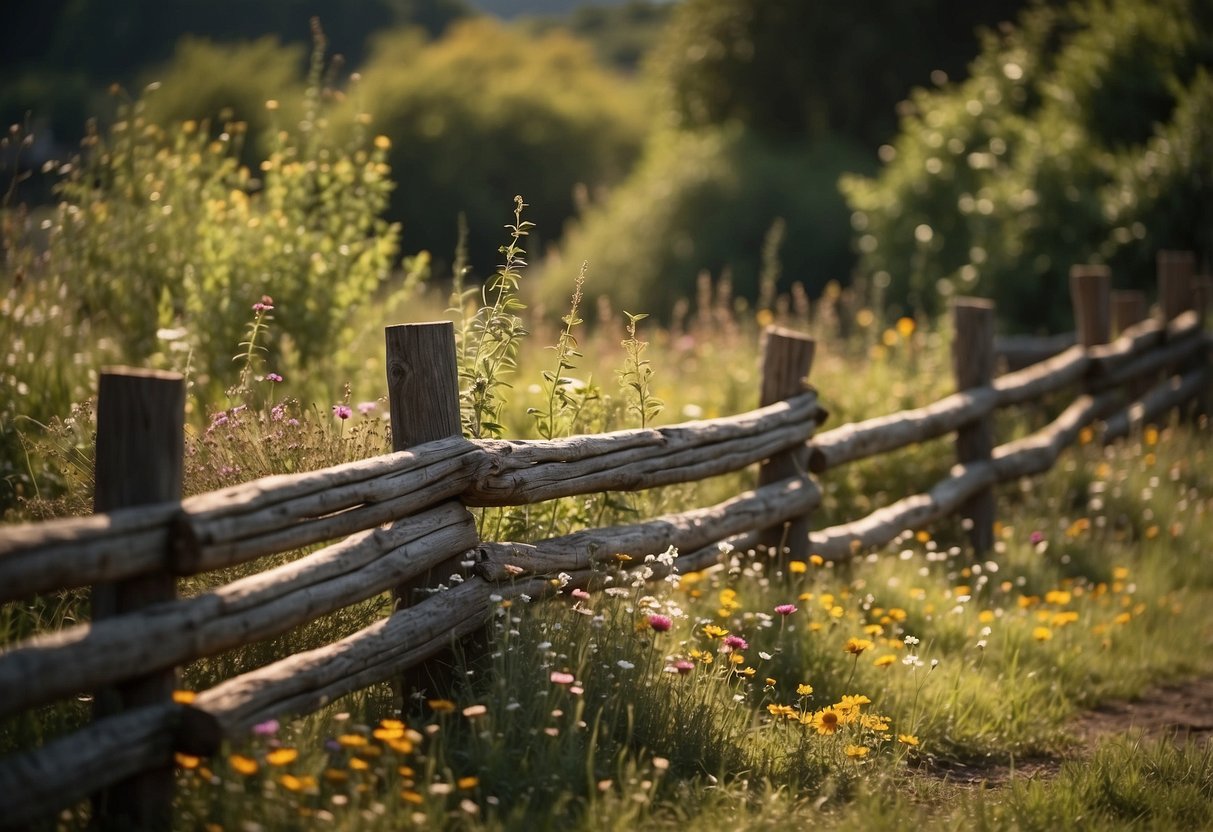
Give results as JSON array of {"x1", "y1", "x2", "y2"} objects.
[
  {"x1": 229, "y1": 754, "x2": 258, "y2": 776},
  {"x1": 266, "y1": 748, "x2": 299, "y2": 766},
  {"x1": 844, "y1": 638, "x2": 874, "y2": 655},
  {"x1": 810, "y1": 709, "x2": 841, "y2": 735}
]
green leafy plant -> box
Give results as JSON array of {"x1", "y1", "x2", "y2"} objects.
[
  {"x1": 456, "y1": 196, "x2": 533, "y2": 440},
  {"x1": 619, "y1": 311, "x2": 662, "y2": 429}
]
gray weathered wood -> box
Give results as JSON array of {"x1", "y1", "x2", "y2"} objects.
[
  {"x1": 1070, "y1": 265, "x2": 1111, "y2": 348},
  {"x1": 0, "y1": 503, "x2": 477, "y2": 718},
  {"x1": 0, "y1": 703, "x2": 179, "y2": 830},
  {"x1": 808, "y1": 390, "x2": 1121, "y2": 559},
  {"x1": 475, "y1": 476, "x2": 821, "y2": 581},
  {"x1": 1112, "y1": 290, "x2": 1147, "y2": 336},
  {"x1": 1102, "y1": 367, "x2": 1212, "y2": 442},
  {"x1": 1158, "y1": 250, "x2": 1195, "y2": 321},
  {"x1": 466, "y1": 393, "x2": 823, "y2": 505},
  {"x1": 91, "y1": 368, "x2": 184, "y2": 830},
  {"x1": 178, "y1": 452, "x2": 477, "y2": 573},
  {"x1": 1088, "y1": 326, "x2": 1207, "y2": 393},
  {"x1": 809, "y1": 345, "x2": 1090, "y2": 474},
  {"x1": 176, "y1": 577, "x2": 536, "y2": 754},
  {"x1": 952, "y1": 298, "x2": 997, "y2": 554},
  {"x1": 0, "y1": 396, "x2": 822, "y2": 600},
  {"x1": 386, "y1": 322, "x2": 462, "y2": 449},
  {"x1": 757, "y1": 327, "x2": 816, "y2": 560},
  {"x1": 994, "y1": 332, "x2": 1076, "y2": 372},
  {"x1": 0, "y1": 438, "x2": 477, "y2": 601}
]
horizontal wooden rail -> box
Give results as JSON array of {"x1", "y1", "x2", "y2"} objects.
[
  {"x1": 174, "y1": 475, "x2": 818, "y2": 753},
  {"x1": 0, "y1": 703, "x2": 180, "y2": 831},
  {"x1": 475, "y1": 476, "x2": 820, "y2": 581},
  {"x1": 995, "y1": 331, "x2": 1076, "y2": 371},
  {"x1": 0, "y1": 394, "x2": 823, "y2": 604},
  {"x1": 807, "y1": 363, "x2": 1203, "y2": 560},
  {"x1": 808, "y1": 312, "x2": 1200, "y2": 473},
  {"x1": 1, "y1": 277, "x2": 1207, "y2": 831},
  {"x1": 0, "y1": 437, "x2": 478, "y2": 601},
  {"x1": 466, "y1": 393, "x2": 823, "y2": 505},
  {"x1": 0, "y1": 503, "x2": 478, "y2": 718},
  {"x1": 1103, "y1": 365, "x2": 1210, "y2": 442}
]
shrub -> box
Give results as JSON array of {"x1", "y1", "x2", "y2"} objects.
[
  {"x1": 840, "y1": 0, "x2": 1213, "y2": 331},
  {"x1": 1, "y1": 40, "x2": 405, "y2": 510},
  {"x1": 535, "y1": 126, "x2": 869, "y2": 317},
  {"x1": 353, "y1": 18, "x2": 647, "y2": 278}
]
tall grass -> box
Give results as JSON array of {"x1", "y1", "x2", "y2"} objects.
[{"x1": 4, "y1": 193, "x2": 1211, "y2": 830}]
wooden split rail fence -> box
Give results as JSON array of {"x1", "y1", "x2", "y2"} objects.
[{"x1": 0, "y1": 255, "x2": 1209, "y2": 828}]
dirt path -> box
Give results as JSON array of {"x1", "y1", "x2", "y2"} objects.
[{"x1": 924, "y1": 675, "x2": 1213, "y2": 787}]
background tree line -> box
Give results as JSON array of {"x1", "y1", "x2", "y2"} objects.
[{"x1": 4, "y1": 0, "x2": 1209, "y2": 332}]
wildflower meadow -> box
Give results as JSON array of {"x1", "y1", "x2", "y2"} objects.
[{"x1": 3, "y1": 9, "x2": 1212, "y2": 824}]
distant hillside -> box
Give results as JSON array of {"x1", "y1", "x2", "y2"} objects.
[{"x1": 470, "y1": 0, "x2": 670, "y2": 18}]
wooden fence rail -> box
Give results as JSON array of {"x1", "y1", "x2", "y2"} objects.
[{"x1": 0, "y1": 254, "x2": 1209, "y2": 829}]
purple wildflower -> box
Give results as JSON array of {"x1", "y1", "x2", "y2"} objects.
[
  {"x1": 266, "y1": 372, "x2": 283, "y2": 383},
  {"x1": 332, "y1": 404, "x2": 353, "y2": 420},
  {"x1": 723, "y1": 634, "x2": 749, "y2": 651},
  {"x1": 252, "y1": 719, "x2": 280, "y2": 736},
  {"x1": 357, "y1": 401, "x2": 377, "y2": 415},
  {"x1": 648, "y1": 614, "x2": 673, "y2": 632}
]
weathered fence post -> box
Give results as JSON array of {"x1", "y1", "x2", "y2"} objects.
[
  {"x1": 1193, "y1": 275, "x2": 1211, "y2": 328},
  {"x1": 1070, "y1": 265, "x2": 1112, "y2": 348},
  {"x1": 1111, "y1": 290, "x2": 1147, "y2": 336},
  {"x1": 1158, "y1": 250, "x2": 1195, "y2": 322},
  {"x1": 92, "y1": 368, "x2": 184, "y2": 830},
  {"x1": 952, "y1": 299, "x2": 996, "y2": 555},
  {"x1": 385, "y1": 322, "x2": 477, "y2": 697},
  {"x1": 757, "y1": 326, "x2": 816, "y2": 563}
]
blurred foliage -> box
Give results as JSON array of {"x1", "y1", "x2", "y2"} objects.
[
  {"x1": 841, "y1": 0, "x2": 1213, "y2": 331},
  {"x1": 0, "y1": 0, "x2": 471, "y2": 163},
  {"x1": 354, "y1": 18, "x2": 647, "y2": 277},
  {"x1": 138, "y1": 36, "x2": 308, "y2": 164},
  {"x1": 1, "y1": 40, "x2": 405, "y2": 510},
  {"x1": 518, "y1": 0, "x2": 673, "y2": 71},
  {"x1": 647, "y1": 0, "x2": 1027, "y2": 147},
  {"x1": 536, "y1": 127, "x2": 870, "y2": 316},
  {"x1": 1, "y1": 0, "x2": 469, "y2": 79}
]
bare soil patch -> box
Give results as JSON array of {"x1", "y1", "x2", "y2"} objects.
[{"x1": 922, "y1": 675, "x2": 1213, "y2": 787}]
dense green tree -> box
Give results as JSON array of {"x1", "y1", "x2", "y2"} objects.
[
  {"x1": 840, "y1": 0, "x2": 1213, "y2": 331},
  {"x1": 355, "y1": 18, "x2": 647, "y2": 277},
  {"x1": 536, "y1": 127, "x2": 868, "y2": 316},
  {"x1": 647, "y1": 0, "x2": 1027, "y2": 147},
  {"x1": 0, "y1": 0, "x2": 471, "y2": 152}
]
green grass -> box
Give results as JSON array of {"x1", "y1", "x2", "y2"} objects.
[{"x1": 4, "y1": 205, "x2": 1213, "y2": 830}]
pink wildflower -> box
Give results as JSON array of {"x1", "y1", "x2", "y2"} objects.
[
  {"x1": 550, "y1": 671, "x2": 575, "y2": 685},
  {"x1": 252, "y1": 719, "x2": 280, "y2": 736},
  {"x1": 332, "y1": 404, "x2": 353, "y2": 420},
  {"x1": 266, "y1": 372, "x2": 283, "y2": 383},
  {"x1": 774, "y1": 604, "x2": 798, "y2": 616},
  {"x1": 723, "y1": 634, "x2": 749, "y2": 651},
  {"x1": 648, "y1": 614, "x2": 673, "y2": 632}
]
